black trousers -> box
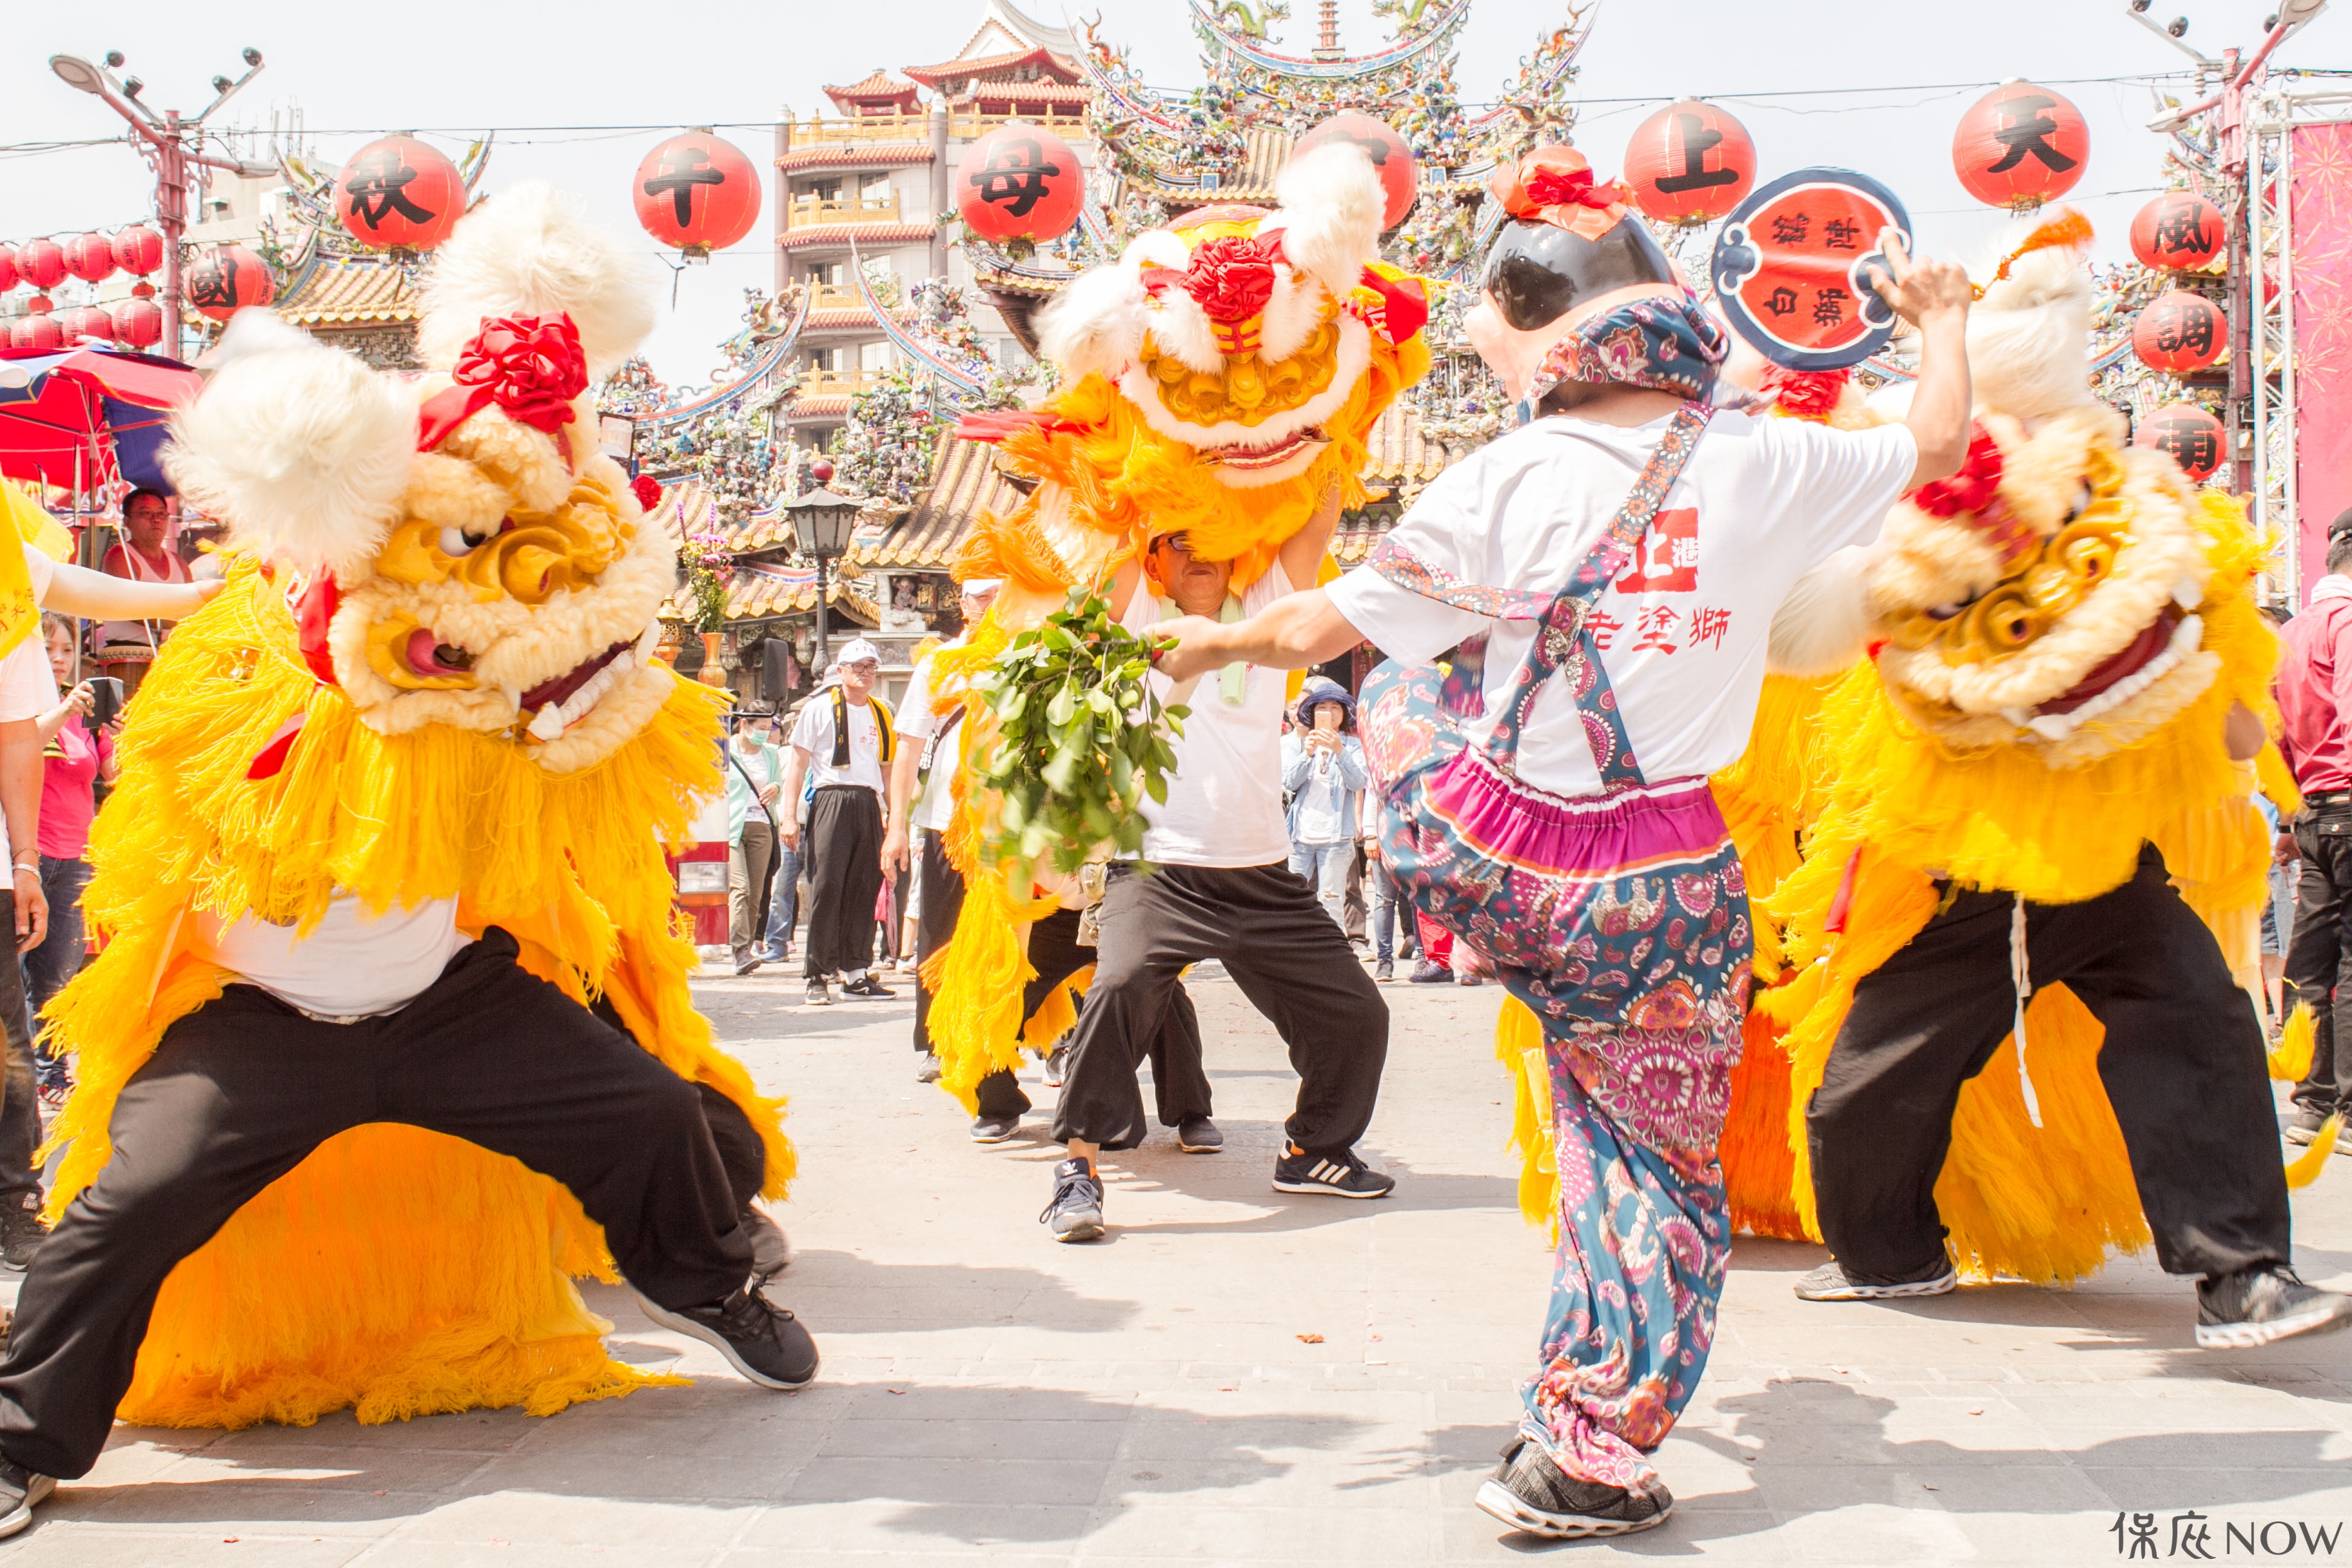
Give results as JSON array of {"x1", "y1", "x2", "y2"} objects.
[
  {"x1": 912, "y1": 827, "x2": 962, "y2": 1059},
  {"x1": 0, "y1": 890, "x2": 39, "y2": 1204},
  {"x1": 1052, "y1": 863, "x2": 1387, "y2": 1152},
  {"x1": 803, "y1": 785, "x2": 883, "y2": 981},
  {"x1": 2284, "y1": 802, "x2": 2352, "y2": 1118},
  {"x1": 1808, "y1": 844, "x2": 2292, "y2": 1282},
  {"x1": 0, "y1": 928, "x2": 753, "y2": 1480}
]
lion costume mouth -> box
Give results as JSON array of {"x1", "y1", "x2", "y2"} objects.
[
  {"x1": 1999, "y1": 601, "x2": 2203, "y2": 741},
  {"x1": 1205, "y1": 426, "x2": 1330, "y2": 472},
  {"x1": 520, "y1": 625, "x2": 658, "y2": 742}
]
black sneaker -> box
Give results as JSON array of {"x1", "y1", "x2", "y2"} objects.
[
  {"x1": 637, "y1": 1285, "x2": 818, "y2": 1389},
  {"x1": 0, "y1": 1455, "x2": 54, "y2": 1541},
  {"x1": 1040, "y1": 1157, "x2": 1105, "y2": 1242},
  {"x1": 1474, "y1": 1436, "x2": 1671, "y2": 1540},
  {"x1": 1793, "y1": 1258, "x2": 1958, "y2": 1301},
  {"x1": 1408, "y1": 959, "x2": 1451, "y2": 984},
  {"x1": 1272, "y1": 1144, "x2": 1394, "y2": 1199},
  {"x1": 0, "y1": 1197, "x2": 46, "y2": 1273},
  {"x1": 916, "y1": 1055, "x2": 942, "y2": 1085},
  {"x1": 1177, "y1": 1115, "x2": 1223, "y2": 1153},
  {"x1": 803, "y1": 979, "x2": 832, "y2": 1007},
  {"x1": 1042, "y1": 1047, "x2": 1070, "y2": 1088},
  {"x1": 740, "y1": 1206, "x2": 792, "y2": 1281},
  {"x1": 972, "y1": 1114, "x2": 1021, "y2": 1144},
  {"x1": 732, "y1": 949, "x2": 763, "y2": 978},
  {"x1": 842, "y1": 975, "x2": 897, "y2": 999},
  {"x1": 2196, "y1": 1264, "x2": 2352, "y2": 1348}
]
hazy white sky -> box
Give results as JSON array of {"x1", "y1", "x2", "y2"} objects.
[{"x1": 5, "y1": 0, "x2": 2346, "y2": 384}]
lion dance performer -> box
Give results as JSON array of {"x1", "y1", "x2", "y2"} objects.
[
  {"x1": 1158, "y1": 146, "x2": 1979, "y2": 1539},
  {"x1": 0, "y1": 185, "x2": 815, "y2": 1538},
  {"x1": 920, "y1": 142, "x2": 1432, "y2": 1212},
  {"x1": 1730, "y1": 219, "x2": 2352, "y2": 1347}
]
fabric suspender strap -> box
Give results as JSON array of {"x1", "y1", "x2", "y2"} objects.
[{"x1": 828, "y1": 686, "x2": 897, "y2": 770}]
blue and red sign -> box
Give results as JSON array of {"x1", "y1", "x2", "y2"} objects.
[{"x1": 1710, "y1": 168, "x2": 1910, "y2": 371}]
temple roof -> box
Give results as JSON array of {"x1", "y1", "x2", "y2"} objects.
[
  {"x1": 272, "y1": 255, "x2": 417, "y2": 327},
  {"x1": 947, "y1": 1, "x2": 1080, "y2": 64},
  {"x1": 903, "y1": 45, "x2": 1085, "y2": 90},
  {"x1": 844, "y1": 431, "x2": 1026, "y2": 569},
  {"x1": 823, "y1": 70, "x2": 923, "y2": 114},
  {"x1": 1125, "y1": 126, "x2": 1295, "y2": 207}
]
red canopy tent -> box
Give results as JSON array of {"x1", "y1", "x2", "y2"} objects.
[{"x1": 0, "y1": 344, "x2": 201, "y2": 504}]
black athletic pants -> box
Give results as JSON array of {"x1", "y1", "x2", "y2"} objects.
[
  {"x1": 1808, "y1": 844, "x2": 2292, "y2": 1282},
  {"x1": 913, "y1": 832, "x2": 1208, "y2": 1131},
  {"x1": 2284, "y1": 800, "x2": 2352, "y2": 1120},
  {"x1": 1052, "y1": 863, "x2": 1386, "y2": 1153},
  {"x1": 0, "y1": 929, "x2": 754, "y2": 1480},
  {"x1": 803, "y1": 784, "x2": 883, "y2": 981},
  {"x1": 0, "y1": 890, "x2": 39, "y2": 1207}
]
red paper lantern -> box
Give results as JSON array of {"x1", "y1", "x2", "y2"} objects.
[
  {"x1": 956, "y1": 122, "x2": 1084, "y2": 244},
  {"x1": 57, "y1": 305, "x2": 114, "y2": 343},
  {"x1": 63, "y1": 233, "x2": 117, "y2": 286},
  {"x1": 0, "y1": 246, "x2": 16, "y2": 295},
  {"x1": 1624, "y1": 100, "x2": 1757, "y2": 226},
  {"x1": 2129, "y1": 191, "x2": 2226, "y2": 273},
  {"x1": 2135, "y1": 402, "x2": 2225, "y2": 482},
  {"x1": 114, "y1": 295, "x2": 165, "y2": 350},
  {"x1": 186, "y1": 244, "x2": 275, "y2": 321},
  {"x1": 15, "y1": 239, "x2": 67, "y2": 292},
  {"x1": 9, "y1": 311, "x2": 64, "y2": 352},
  {"x1": 110, "y1": 225, "x2": 165, "y2": 277},
  {"x1": 334, "y1": 135, "x2": 466, "y2": 252},
  {"x1": 1953, "y1": 82, "x2": 2089, "y2": 209},
  {"x1": 2131, "y1": 289, "x2": 2225, "y2": 373},
  {"x1": 633, "y1": 131, "x2": 760, "y2": 256},
  {"x1": 1294, "y1": 113, "x2": 1417, "y2": 231}
]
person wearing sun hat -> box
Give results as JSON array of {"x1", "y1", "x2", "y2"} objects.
[{"x1": 1155, "y1": 144, "x2": 1976, "y2": 1541}]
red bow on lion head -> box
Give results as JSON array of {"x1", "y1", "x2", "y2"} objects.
[{"x1": 414, "y1": 312, "x2": 590, "y2": 457}]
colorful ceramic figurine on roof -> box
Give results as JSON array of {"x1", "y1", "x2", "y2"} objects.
[
  {"x1": 0, "y1": 183, "x2": 818, "y2": 1535},
  {"x1": 920, "y1": 140, "x2": 1432, "y2": 1108},
  {"x1": 1740, "y1": 215, "x2": 2352, "y2": 1348}
]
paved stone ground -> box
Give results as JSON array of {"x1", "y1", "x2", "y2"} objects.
[{"x1": 7, "y1": 962, "x2": 2351, "y2": 1566}]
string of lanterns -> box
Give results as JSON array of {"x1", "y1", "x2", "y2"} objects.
[{"x1": 0, "y1": 226, "x2": 168, "y2": 349}]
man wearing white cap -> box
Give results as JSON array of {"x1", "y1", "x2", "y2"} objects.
[{"x1": 780, "y1": 637, "x2": 896, "y2": 1006}]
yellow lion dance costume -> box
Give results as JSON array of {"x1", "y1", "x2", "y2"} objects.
[
  {"x1": 1708, "y1": 221, "x2": 2324, "y2": 1296},
  {"x1": 16, "y1": 184, "x2": 790, "y2": 1454},
  {"x1": 920, "y1": 143, "x2": 1432, "y2": 1105}
]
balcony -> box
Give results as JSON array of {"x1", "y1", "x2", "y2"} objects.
[
  {"x1": 788, "y1": 192, "x2": 903, "y2": 229},
  {"x1": 785, "y1": 109, "x2": 1088, "y2": 148},
  {"x1": 797, "y1": 367, "x2": 884, "y2": 399},
  {"x1": 805, "y1": 283, "x2": 868, "y2": 313}
]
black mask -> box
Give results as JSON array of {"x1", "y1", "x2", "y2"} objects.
[{"x1": 1480, "y1": 216, "x2": 1677, "y2": 333}]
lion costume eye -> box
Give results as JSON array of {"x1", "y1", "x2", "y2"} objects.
[{"x1": 439, "y1": 520, "x2": 504, "y2": 557}]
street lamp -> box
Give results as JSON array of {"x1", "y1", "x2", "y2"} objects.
[
  {"x1": 780, "y1": 459, "x2": 864, "y2": 670},
  {"x1": 47, "y1": 47, "x2": 272, "y2": 362}
]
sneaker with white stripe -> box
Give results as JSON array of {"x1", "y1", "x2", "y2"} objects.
[{"x1": 1272, "y1": 1144, "x2": 1394, "y2": 1199}]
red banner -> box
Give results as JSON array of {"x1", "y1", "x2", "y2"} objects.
[{"x1": 2295, "y1": 123, "x2": 2352, "y2": 602}]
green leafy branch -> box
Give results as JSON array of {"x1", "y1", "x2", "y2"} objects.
[{"x1": 970, "y1": 587, "x2": 1188, "y2": 886}]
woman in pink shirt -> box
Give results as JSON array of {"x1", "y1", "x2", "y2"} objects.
[{"x1": 26, "y1": 615, "x2": 116, "y2": 1100}]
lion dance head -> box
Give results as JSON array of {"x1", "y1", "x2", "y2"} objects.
[
  {"x1": 959, "y1": 142, "x2": 1432, "y2": 608},
  {"x1": 168, "y1": 182, "x2": 675, "y2": 773}
]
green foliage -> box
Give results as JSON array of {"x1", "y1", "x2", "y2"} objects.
[{"x1": 969, "y1": 588, "x2": 1188, "y2": 886}]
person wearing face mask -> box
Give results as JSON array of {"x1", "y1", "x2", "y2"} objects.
[
  {"x1": 1154, "y1": 146, "x2": 1975, "y2": 1542},
  {"x1": 1280, "y1": 677, "x2": 1367, "y2": 932},
  {"x1": 779, "y1": 639, "x2": 896, "y2": 1007}
]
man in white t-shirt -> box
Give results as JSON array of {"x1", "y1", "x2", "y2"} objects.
[
  {"x1": 779, "y1": 638, "x2": 895, "y2": 1007},
  {"x1": 1036, "y1": 492, "x2": 1394, "y2": 1244},
  {"x1": 1152, "y1": 143, "x2": 1975, "y2": 1543}
]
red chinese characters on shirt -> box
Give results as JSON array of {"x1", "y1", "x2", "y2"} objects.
[
  {"x1": 1688, "y1": 606, "x2": 1732, "y2": 650},
  {"x1": 1615, "y1": 508, "x2": 1699, "y2": 594},
  {"x1": 1633, "y1": 605, "x2": 1679, "y2": 653}
]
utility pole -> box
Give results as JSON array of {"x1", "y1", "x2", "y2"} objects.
[
  {"x1": 2134, "y1": 0, "x2": 2331, "y2": 498},
  {"x1": 47, "y1": 47, "x2": 273, "y2": 362}
]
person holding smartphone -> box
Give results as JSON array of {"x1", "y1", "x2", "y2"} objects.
[{"x1": 25, "y1": 615, "x2": 117, "y2": 1102}]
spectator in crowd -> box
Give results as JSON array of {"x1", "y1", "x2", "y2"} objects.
[
  {"x1": 1363, "y1": 816, "x2": 1411, "y2": 983},
  {"x1": 780, "y1": 639, "x2": 895, "y2": 1006},
  {"x1": 2276, "y1": 515, "x2": 2352, "y2": 1150},
  {"x1": 24, "y1": 615, "x2": 115, "y2": 1102},
  {"x1": 94, "y1": 489, "x2": 190, "y2": 697},
  {"x1": 0, "y1": 610, "x2": 51, "y2": 1269},
  {"x1": 1281, "y1": 677, "x2": 1367, "y2": 933},
  {"x1": 724, "y1": 708, "x2": 784, "y2": 977}
]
